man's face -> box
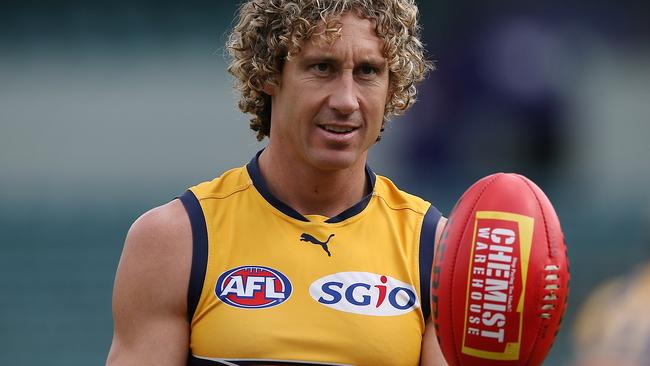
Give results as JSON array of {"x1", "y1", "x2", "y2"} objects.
[{"x1": 266, "y1": 12, "x2": 390, "y2": 172}]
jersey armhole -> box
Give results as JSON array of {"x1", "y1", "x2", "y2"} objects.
[
  {"x1": 179, "y1": 190, "x2": 209, "y2": 322},
  {"x1": 419, "y1": 204, "x2": 442, "y2": 321}
]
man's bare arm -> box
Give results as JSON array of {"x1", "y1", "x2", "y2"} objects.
[
  {"x1": 420, "y1": 216, "x2": 449, "y2": 366},
  {"x1": 106, "y1": 199, "x2": 192, "y2": 366}
]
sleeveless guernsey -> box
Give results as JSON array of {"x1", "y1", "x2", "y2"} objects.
[{"x1": 179, "y1": 153, "x2": 441, "y2": 366}]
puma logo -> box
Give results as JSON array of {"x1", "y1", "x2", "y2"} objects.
[{"x1": 300, "y1": 233, "x2": 334, "y2": 257}]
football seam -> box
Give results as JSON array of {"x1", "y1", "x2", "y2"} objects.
[
  {"x1": 517, "y1": 174, "x2": 553, "y2": 366},
  {"x1": 518, "y1": 175, "x2": 553, "y2": 257},
  {"x1": 447, "y1": 173, "x2": 502, "y2": 366}
]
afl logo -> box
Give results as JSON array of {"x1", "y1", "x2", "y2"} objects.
[
  {"x1": 215, "y1": 266, "x2": 292, "y2": 309},
  {"x1": 309, "y1": 272, "x2": 420, "y2": 316}
]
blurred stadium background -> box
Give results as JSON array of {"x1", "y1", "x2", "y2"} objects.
[{"x1": 1, "y1": 1, "x2": 649, "y2": 365}]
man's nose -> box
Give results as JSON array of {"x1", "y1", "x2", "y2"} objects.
[{"x1": 327, "y1": 72, "x2": 360, "y2": 115}]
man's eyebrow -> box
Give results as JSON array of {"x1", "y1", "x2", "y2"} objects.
[
  {"x1": 359, "y1": 56, "x2": 387, "y2": 67},
  {"x1": 301, "y1": 55, "x2": 339, "y2": 64},
  {"x1": 300, "y1": 54, "x2": 387, "y2": 67}
]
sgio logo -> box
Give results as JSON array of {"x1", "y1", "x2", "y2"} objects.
[
  {"x1": 309, "y1": 272, "x2": 419, "y2": 316},
  {"x1": 215, "y1": 265, "x2": 292, "y2": 309}
]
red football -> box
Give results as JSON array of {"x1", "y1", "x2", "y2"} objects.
[{"x1": 431, "y1": 173, "x2": 569, "y2": 366}]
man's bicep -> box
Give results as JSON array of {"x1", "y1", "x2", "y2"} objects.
[
  {"x1": 435, "y1": 216, "x2": 448, "y2": 250},
  {"x1": 107, "y1": 201, "x2": 192, "y2": 366},
  {"x1": 421, "y1": 317, "x2": 449, "y2": 366},
  {"x1": 420, "y1": 216, "x2": 450, "y2": 365}
]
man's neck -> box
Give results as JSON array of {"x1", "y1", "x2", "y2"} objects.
[{"x1": 257, "y1": 147, "x2": 369, "y2": 219}]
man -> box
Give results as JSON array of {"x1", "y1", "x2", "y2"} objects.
[{"x1": 107, "y1": 1, "x2": 448, "y2": 365}]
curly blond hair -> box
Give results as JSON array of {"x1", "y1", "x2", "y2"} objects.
[{"x1": 227, "y1": 0, "x2": 433, "y2": 141}]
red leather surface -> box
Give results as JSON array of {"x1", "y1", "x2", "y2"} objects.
[{"x1": 431, "y1": 173, "x2": 569, "y2": 366}]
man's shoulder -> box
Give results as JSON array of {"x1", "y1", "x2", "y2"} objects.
[
  {"x1": 128, "y1": 163, "x2": 251, "y2": 242},
  {"x1": 372, "y1": 174, "x2": 431, "y2": 215},
  {"x1": 134, "y1": 199, "x2": 188, "y2": 229},
  {"x1": 188, "y1": 165, "x2": 253, "y2": 201},
  {"x1": 126, "y1": 199, "x2": 191, "y2": 254}
]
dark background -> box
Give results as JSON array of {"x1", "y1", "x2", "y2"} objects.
[{"x1": 1, "y1": 1, "x2": 649, "y2": 364}]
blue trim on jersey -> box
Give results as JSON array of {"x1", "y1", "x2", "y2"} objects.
[
  {"x1": 419, "y1": 205, "x2": 441, "y2": 321},
  {"x1": 246, "y1": 150, "x2": 376, "y2": 224},
  {"x1": 325, "y1": 166, "x2": 375, "y2": 224},
  {"x1": 179, "y1": 190, "x2": 209, "y2": 322},
  {"x1": 247, "y1": 150, "x2": 309, "y2": 222}
]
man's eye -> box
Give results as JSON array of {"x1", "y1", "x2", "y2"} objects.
[
  {"x1": 313, "y1": 63, "x2": 330, "y2": 73},
  {"x1": 359, "y1": 65, "x2": 377, "y2": 75}
]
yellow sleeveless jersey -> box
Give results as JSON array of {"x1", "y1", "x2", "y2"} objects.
[{"x1": 178, "y1": 152, "x2": 441, "y2": 366}]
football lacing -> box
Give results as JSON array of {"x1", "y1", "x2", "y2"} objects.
[{"x1": 541, "y1": 264, "x2": 561, "y2": 319}]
